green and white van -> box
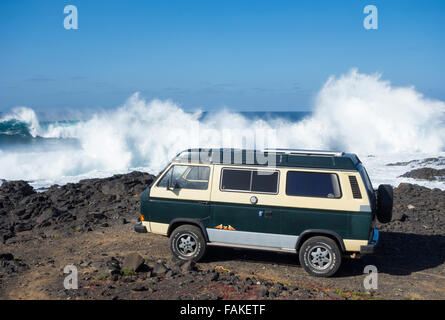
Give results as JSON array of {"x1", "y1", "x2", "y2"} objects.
[{"x1": 134, "y1": 148, "x2": 392, "y2": 277}]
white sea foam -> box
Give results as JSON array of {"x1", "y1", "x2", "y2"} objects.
[{"x1": 1, "y1": 69, "x2": 444, "y2": 189}]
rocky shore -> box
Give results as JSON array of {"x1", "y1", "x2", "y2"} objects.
[
  {"x1": 378, "y1": 182, "x2": 445, "y2": 234},
  {"x1": 0, "y1": 172, "x2": 155, "y2": 244},
  {"x1": 1, "y1": 171, "x2": 445, "y2": 300},
  {"x1": 399, "y1": 168, "x2": 445, "y2": 181}
]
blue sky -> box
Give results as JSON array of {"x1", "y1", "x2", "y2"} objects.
[{"x1": 0, "y1": 0, "x2": 444, "y2": 117}]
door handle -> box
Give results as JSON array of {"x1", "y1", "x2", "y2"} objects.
[{"x1": 200, "y1": 201, "x2": 210, "y2": 205}]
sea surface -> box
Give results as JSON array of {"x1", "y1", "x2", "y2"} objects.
[{"x1": 1, "y1": 99, "x2": 444, "y2": 191}]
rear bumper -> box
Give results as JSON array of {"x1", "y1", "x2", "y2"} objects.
[
  {"x1": 134, "y1": 221, "x2": 147, "y2": 233},
  {"x1": 360, "y1": 228, "x2": 379, "y2": 255}
]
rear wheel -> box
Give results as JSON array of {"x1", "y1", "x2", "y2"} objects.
[
  {"x1": 299, "y1": 236, "x2": 342, "y2": 277},
  {"x1": 170, "y1": 224, "x2": 207, "y2": 261}
]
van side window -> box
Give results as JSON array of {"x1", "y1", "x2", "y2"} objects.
[
  {"x1": 221, "y1": 168, "x2": 279, "y2": 194},
  {"x1": 157, "y1": 165, "x2": 210, "y2": 190},
  {"x1": 252, "y1": 170, "x2": 279, "y2": 193},
  {"x1": 221, "y1": 169, "x2": 251, "y2": 191},
  {"x1": 286, "y1": 171, "x2": 341, "y2": 198}
]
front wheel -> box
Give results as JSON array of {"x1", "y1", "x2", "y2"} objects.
[
  {"x1": 169, "y1": 224, "x2": 207, "y2": 262},
  {"x1": 299, "y1": 236, "x2": 342, "y2": 277}
]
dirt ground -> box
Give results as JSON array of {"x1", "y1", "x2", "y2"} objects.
[
  {"x1": 1, "y1": 222, "x2": 444, "y2": 300},
  {"x1": 1, "y1": 172, "x2": 445, "y2": 300}
]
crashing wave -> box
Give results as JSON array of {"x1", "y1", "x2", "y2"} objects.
[{"x1": 0, "y1": 69, "x2": 444, "y2": 187}]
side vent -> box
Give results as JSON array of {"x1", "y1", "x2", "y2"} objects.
[{"x1": 349, "y1": 176, "x2": 362, "y2": 199}]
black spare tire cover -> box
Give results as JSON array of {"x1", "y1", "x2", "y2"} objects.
[{"x1": 376, "y1": 184, "x2": 393, "y2": 223}]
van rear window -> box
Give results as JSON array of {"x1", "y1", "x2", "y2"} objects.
[
  {"x1": 221, "y1": 169, "x2": 278, "y2": 194},
  {"x1": 286, "y1": 171, "x2": 341, "y2": 198}
]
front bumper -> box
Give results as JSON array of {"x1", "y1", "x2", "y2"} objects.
[
  {"x1": 360, "y1": 228, "x2": 379, "y2": 255},
  {"x1": 134, "y1": 221, "x2": 147, "y2": 233}
]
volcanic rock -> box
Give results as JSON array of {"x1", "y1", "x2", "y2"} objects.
[
  {"x1": 122, "y1": 253, "x2": 145, "y2": 272},
  {"x1": 399, "y1": 168, "x2": 445, "y2": 181}
]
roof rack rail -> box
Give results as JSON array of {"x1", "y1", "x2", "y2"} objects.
[{"x1": 263, "y1": 148, "x2": 344, "y2": 157}]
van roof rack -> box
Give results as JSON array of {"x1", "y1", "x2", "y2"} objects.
[
  {"x1": 173, "y1": 148, "x2": 359, "y2": 171},
  {"x1": 263, "y1": 148, "x2": 344, "y2": 157}
]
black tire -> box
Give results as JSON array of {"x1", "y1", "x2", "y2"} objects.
[
  {"x1": 376, "y1": 184, "x2": 393, "y2": 223},
  {"x1": 298, "y1": 236, "x2": 342, "y2": 277},
  {"x1": 169, "y1": 224, "x2": 207, "y2": 262}
]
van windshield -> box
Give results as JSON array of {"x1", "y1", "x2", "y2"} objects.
[{"x1": 158, "y1": 165, "x2": 210, "y2": 190}]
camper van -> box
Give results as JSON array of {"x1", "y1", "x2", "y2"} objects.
[{"x1": 134, "y1": 148, "x2": 392, "y2": 277}]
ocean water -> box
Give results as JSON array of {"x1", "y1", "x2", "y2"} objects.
[{"x1": 1, "y1": 69, "x2": 445, "y2": 190}]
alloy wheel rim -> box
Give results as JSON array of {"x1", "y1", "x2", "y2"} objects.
[
  {"x1": 177, "y1": 233, "x2": 197, "y2": 256},
  {"x1": 308, "y1": 245, "x2": 332, "y2": 270}
]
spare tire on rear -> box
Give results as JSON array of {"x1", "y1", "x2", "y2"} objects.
[{"x1": 376, "y1": 184, "x2": 393, "y2": 223}]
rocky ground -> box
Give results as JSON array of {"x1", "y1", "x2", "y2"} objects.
[
  {"x1": 1, "y1": 171, "x2": 445, "y2": 300},
  {"x1": 0, "y1": 171, "x2": 155, "y2": 243}
]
